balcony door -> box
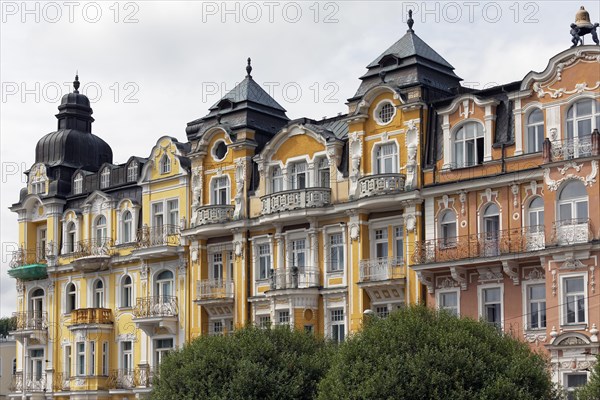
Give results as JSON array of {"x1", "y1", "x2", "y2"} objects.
[
  {"x1": 482, "y1": 204, "x2": 500, "y2": 256},
  {"x1": 29, "y1": 349, "x2": 44, "y2": 382},
  {"x1": 29, "y1": 288, "x2": 44, "y2": 329},
  {"x1": 155, "y1": 270, "x2": 174, "y2": 302}
]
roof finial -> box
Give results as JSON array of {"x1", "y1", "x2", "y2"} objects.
[
  {"x1": 73, "y1": 73, "x2": 80, "y2": 93},
  {"x1": 246, "y1": 57, "x2": 253, "y2": 79},
  {"x1": 407, "y1": 9, "x2": 414, "y2": 33}
]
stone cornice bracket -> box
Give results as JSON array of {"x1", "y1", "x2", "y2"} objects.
[
  {"x1": 416, "y1": 271, "x2": 435, "y2": 294},
  {"x1": 502, "y1": 260, "x2": 520, "y2": 285},
  {"x1": 450, "y1": 266, "x2": 467, "y2": 290}
]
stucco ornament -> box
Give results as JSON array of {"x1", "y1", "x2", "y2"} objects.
[
  {"x1": 404, "y1": 214, "x2": 416, "y2": 232},
  {"x1": 544, "y1": 160, "x2": 598, "y2": 191},
  {"x1": 349, "y1": 134, "x2": 363, "y2": 197},
  {"x1": 349, "y1": 224, "x2": 360, "y2": 242},
  {"x1": 233, "y1": 159, "x2": 246, "y2": 219}
]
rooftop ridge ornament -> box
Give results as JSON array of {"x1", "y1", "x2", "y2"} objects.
[
  {"x1": 246, "y1": 57, "x2": 252, "y2": 79},
  {"x1": 73, "y1": 73, "x2": 80, "y2": 93},
  {"x1": 570, "y1": 6, "x2": 599, "y2": 47},
  {"x1": 407, "y1": 9, "x2": 414, "y2": 33}
]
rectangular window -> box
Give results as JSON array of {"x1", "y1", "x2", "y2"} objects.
[
  {"x1": 271, "y1": 166, "x2": 283, "y2": 193},
  {"x1": 330, "y1": 309, "x2": 345, "y2": 342},
  {"x1": 154, "y1": 338, "x2": 174, "y2": 367},
  {"x1": 564, "y1": 277, "x2": 585, "y2": 324},
  {"x1": 89, "y1": 341, "x2": 95, "y2": 376},
  {"x1": 258, "y1": 244, "x2": 271, "y2": 280},
  {"x1": 152, "y1": 203, "x2": 164, "y2": 228},
  {"x1": 212, "y1": 177, "x2": 229, "y2": 205},
  {"x1": 167, "y1": 200, "x2": 179, "y2": 229},
  {"x1": 329, "y1": 233, "x2": 344, "y2": 272},
  {"x1": 439, "y1": 291, "x2": 459, "y2": 316},
  {"x1": 394, "y1": 226, "x2": 403, "y2": 262},
  {"x1": 211, "y1": 253, "x2": 223, "y2": 281},
  {"x1": 64, "y1": 345, "x2": 72, "y2": 378},
  {"x1": 565, "y1": 373, "x2": 588, "y2": 400},
  {"x1": 318, "y1": 159, "x2": 330, "y2": 187},
  {"x1": 527, "y1": 284, "x2": 546, "y2": 329},
  {"x1": 76, "y1": 342, "x2": 85, "y2": 376},
  {"x1": 277, "y1": 310, "x2": 290, "y2": 326},
  {"x1": 376, "y1": 143, "x2": 397, "y2": 174},
  {"x1": 29, "y1": 349, "x2": 44, "y2": 380},
  {"x1": 291, "y1": 162, "x2": 307, "y2": 190},
  {"x1": 38, "y1": 228, "x2": 47, "y2": 261},
  {"x1": 291, "y1": 239, "x2": 306, "y2": 269},
  {"x1": 212, "y1": 321, "x2": 223, "y2": 335},
  {"x1": 374, "y1": 228, "x2": 388, "y2": 259},
  {"x1": 258, "y1": 315, "x2": 271, "y2": 328},
  {"x1": 481, "y1": 287, "x2": 502, "y2": 327},
  {"x1": 102, "y1": 342, "x2": 108, "y2": 376},
  {"x1": 122, "y1": 341, "x2": 133, "y2": 372},
  {"x1": 375, "y1": 306, "x2": 389, "y2": 318},
  {"x1": 527, "y1": 125, "x2": 544, "y2": 153}
]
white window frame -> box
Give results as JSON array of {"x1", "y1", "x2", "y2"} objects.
[
  {"x1": 290, "y1": 161, "x2": 308, "y2": 190},
  {"x1": 527, "y1": 197, "x2": 545, "y2": 232},
  {"x1": 373, "y1": 100, "x2": 396, "y2": 126},
  {"x1": 210, "y1": 176, "x2": 230, "y2": 206},
  {"x1": 478, "y1": 284, "x2": 504, "y2": 328},
  {"x1": 153, "y1": 337, "x2": 174, "y2": 368},
  {"x1": 277, "y1": 310, "x2": 290, "y2": 326},
  {"x1": 257, "y1": 314, "x2": 271, "y2": 328},
  {"x1": 560, "y1": 273, "x2": 588, "y2": 327},
  {"x1": 94, "y1": 215, "x2": 108, "y2": 246},
  {"x1": 64, "y1": 345, "x2": 72, "y2": 378},
  {"x1": 270, "y1": 165, "x2": 283, "y2": 193},
  {"x1": 329, "y1": 308, "x2": 346, "y2": 342},
  {"x1": 557, "y1": 180, "x2": 588, "y2": 223},
  {"x1": 439, "y1": 210, "x2": 458, "y2": 247},
  {"x1": 65, "y1": 282, "x2": 77, "y2": 314},
  {"x1": 76, "y1": 342, "x2": 86, "y2": 376},
  {"x1": 563, "y1": 372, "x2": 589, "y2": 399},
  {"x1": 327, "y1": 232, "x2": 345, "y2": 272},
  {"x1": 437, "y1": 288, "x2": 460, "y2": 316},
  {"x1": 92, "y1": 279, "x2": 105, "y2": 308},
  {"x1": 566, "y1": 98, "x2": 600, "y2": 140},
  {"x1": 316, "y1": 157, "x2": 330, "y2": 188},
  {"x1": 120, "y1": 275, "x2": 133, "y2": 309},
  {"x1": 127, "y1": 161, "x2": 138, "y2": 182},
  {"x1": 209, "y1": 252, "x2": 224, "y2": 281},
  {"x1": 257, "y1": 243, "x2": 271, "y2": 281},
  {"x1": 289, "y1": 238, "x2": 307, "y2": 269},
  {"x1": 525, "y1": 109, "x2": 544, "y2": 153},
  {"x1": 374, "y1": 142, "x2": 398, "y2": 174},
  {"x1": 65, "y1": 221, "x2": 77, "y2": 254},
  {"x1": 121, "y1": 341, "x2": 133, "y2": 372},
  {"x1": 100, "y1": 167, "x2": 110, "y2": 189},
  {"x1": 453, "y1": 122, "x2": 484, "y2": 168},
  {"x1": 121, "y1": 210, "x2": 133, "y2": 244},
  {"x1": 160, "y1": 154, "x2": 171, "y2": 175},
  {"x1": 372, "y1": 227, "x2": 389, "y2": 259},
  {"x1": 522, "y1": 280, "x2": 546, "y2": 331},
  {"x1": 167, "y1": 199, "x2": 179, "y2": 228},
  {"x1": 73, "y1": 173, "x2": 83, "y2": 195}
]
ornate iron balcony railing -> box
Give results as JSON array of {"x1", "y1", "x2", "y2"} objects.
[
  {"x1": 412, "y1": 226, "x2": 546, "y2": 265},
  {"x1": 135, "y1": 225, "x2": 181, "y2": 248},
  {"x1": 359, "y1": 257, "x2": 405, "y2": 282},
  {"x1": 269, "y1": 267, "x2": 320, "y2": 290},
  {"x1": 196, "y1": 279, "x2": 234, "y2": 301},
  {"x1": 10, "y1": 372, "x2": 47, "y2": 392},
  {"x1": 358, "y1": 173, "x2": 406, "y2": 198},
  {"x1": 62, "y1": 237, "x2": 115, "y2": 259},
  {"x1": 107, "y1": 368, "x2": 153, "y2": 389},
  {"x1": 12, "y1": 311, "x2": 48, "y2": 331},
  {"x1": 261, "y1": 188, "x2": 331, "y2": 215},
  {"x1": 133, "y1": 296, "x2": 179, "y2": 318}
]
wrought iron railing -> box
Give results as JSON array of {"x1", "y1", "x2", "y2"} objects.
[
  {"x1": 261, "y1": 188, "x2": 331, "y2": 215},
  {"x1": 551, "y1": 218, "x2": 593, "y2": 245},
  {"x1": 62, "y1": 237, "x2": 115, "y2": 259},
  {"x1": 52, "y1": 372, "x2": 71, "y2": 391},
  {"x1": 196, "y1": 279, "x2": 234, "y2": 301},
  {"x1": 133, "y1": 296, "x2": 179, "y2": 318},
  {"x1": 193, "y1": 205, "x2": 234, "y2": 226},
  {"x1": 412, "y1": 226, "x2": 546, "y2": 265},
  {"x1": 107, "y1": 368, "x2": 153, "y2": 389},
  {"x1": 12, "y1": 311, "x2": 48, "y2": 331},
  {"x1": 9, "y1": 243, "x2": 53, "y2": 268},
  {"x1": 135, "y1": 225, "x2": 181, "y2": 248},
  {"x1": 269, "y1": 267, "x2": 320, "y2": 290},
  {"x1": 10, "y1": 372, "x2": 47, "y2": 392},
  {"x1": 358, "y1": 173, "x2": 406, "y2": 198},
  {"x1": 70, "y1": 308, "x2": 113, "y2": 325},
  {"x1": 550, "y1": 135, "x2": 593, "y2": 161},
  {"x1": 359, "y1": 257, "x2": 405, "y2": 282}
]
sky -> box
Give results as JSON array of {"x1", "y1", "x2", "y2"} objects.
[{"x1": 1, "y1": 0, "x2": 599, "y2": 317}]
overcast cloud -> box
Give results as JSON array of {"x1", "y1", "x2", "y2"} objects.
[{"x1": 1, "y1": 0, "x2": 599, "y2": 317}]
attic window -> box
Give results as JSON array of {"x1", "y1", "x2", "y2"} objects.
[
  {"x1": 374, "y1": 101, "x2": 396, "y2": 125},
  {"x1": 212, "y1": 140, "x2": 228, "y2": 161},
  {"x1": 379, "y1": 55, "x2": 399, "y2": 68},
  {"x1": 100, "y1": 168, "x2": 110, "y2": 189},
  {"x1": 160, "y1": 155, "x2": 171, "y2": 174},
  {"x1": 127, "y1": 161, "x2": 138, "y2": 182},
  {"x1": 218, "y1": 99, "x2": 233, "y2": 111},
  {"x1": 74, "y1": 174, "x2": 83, "y2": 195}
]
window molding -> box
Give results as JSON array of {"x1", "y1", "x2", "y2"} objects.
[
  {"x1": 521, "y1": 279, "x2": 546, "y2": 332},
  {"x1": 559, "y1": 272, "x2": 588, "y2": 328},
  {"x1": 373, "y1": 99, "x2": 397, "y2": 126},
  {"x1": 437, "y1": 287, "x2": 460, "y2": 316},
  {"x1": 477, "y1": 283, "x2": 504, "y2": 328},
  {"x1": 371, "y1": 140, "x2": 399, "y2": 175},
  {"x1": 209, "y1": 175, "x2": 231, "y2": 206}
]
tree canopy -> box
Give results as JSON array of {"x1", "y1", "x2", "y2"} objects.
[
  {"x1": 151, "y1": 325, "x2": 331, "y2": 400},
  {"x1": 318, "y1": 306, "x2": 556, "y2": 400},
  {"x1": 577, "y1": 355, "x2": 600, "y2": 400},
  {"x1": 0, "y1": 316, "x2": 16, "y2": 338}
]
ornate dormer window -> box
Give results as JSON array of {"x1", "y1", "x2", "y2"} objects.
[
  {"x1": 374, "y1": 100, "x2": 396, "y2": 125},
  {"x1": 100, "y1": 167, "x2": 110, "y2": 189},
  {"x1": 29, "y1": 164, "x2": 48, "y2": 195},
  {"x1": 73, "y1": 173, "x2": 83, "y2": 195},
  {"x1": 127, "y1": 161, "x2": 138, "y2": 182},
  {"x1": 160, "y1": 155, "x2": 171, "y2": 174},
  {"x1": 374, "y1": 142, "x2": 398, "y2": 174},
  {"x1": 453, "y1": 122, "x2": 484, "y2": 168}
]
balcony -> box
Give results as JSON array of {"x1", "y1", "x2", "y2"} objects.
[
  {"x1": 69, "y1": 308, "x2": 113, "y2": 329},
  {"x1": 12, "y1": 311, "x2": 47, "y2": 332},
  {"x1": 10, "y1": 372, "x2": 47, "y2": 393},
  {"x1": 108, "y1": 368, "x2": 153, "y2": 390},
  {"x1": 261, "y1": 188, "x2": 331, "y2": 215},
  {"x1": 7, "y1": 245, "x2": 49, "y2": 281},
  {"x1": 64, "y1": 238, "x2": 114, "y2": 272},
  {"x1": 359, "y1": 257, "x2": 406, "y2": 283},
  {"x1": 412, "y1": 227, "x2": 546, "y2": 265},
  {"x1": 551, "y1": 219, "x2": 593, "y2": 246},
  {"x1": 133, "y1": 296, "x2": 179, "y2": 334},
  {"x1": 133, "y1": 225, "x2": 182, "y2": 259},
  {"x1": 196, "y1": 279, "x2": 234, "y2": 305},
  {"x1": 545, "y1": 130, "x2": 599, "y2": 162},
  {"x1": 193, "y1": 204, "x2": 234, "y2": 226},
  {"x1": 269, "y1": 267, "x2": 320, "y2": 290},
  {"x1": 358, "y1": 173, "x2": 406, "y2": 198},
  {"x1": 52, "y1": 372, "x2": 71, "y2": 392}
]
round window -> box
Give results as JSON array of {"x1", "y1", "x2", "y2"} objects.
[
  {"x1": 213, "y1": 141, "x2": 228, "y2": 161},
  {"x1": 376, "y1": 101, "x2": 395, "y2": 125}
]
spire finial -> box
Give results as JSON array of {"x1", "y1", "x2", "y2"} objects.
[
  {"x1": 73, "y1": 73, "x2": 80, "y2": 93},
  {"x1": 407, "y1": 9, "x2": 414, "y2": 33},
  {"x1": 246, "y1": 57, "x2": 252, "y2": 79}
]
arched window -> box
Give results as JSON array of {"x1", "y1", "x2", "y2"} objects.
[
  {"x1": 211, "y1": 177, "x2": 230, "y2": 205},
  {"x1": 155, "y1": 271, "x2": 174, "y2": 301},
  {"x1": 95, "y1": 215, "x2": 107, "y2": 247},
  {"x1": 528, "y1": 197, "x2": 545, "y2": 232},
  {"x1": 66, "y1": 283, "x2": 77, "y2": 313},
  {"x1": 93, "y1": 280, "x2": 104, "y2": 308},
  {"x1": 271, "y1": 166, "x2": 283, "y2": 193},
  {"x1": 66, "y1": 222, "x2": 77, "y2": 254},
  {"x1": 160, "y1": 155, "x2": 171, "y2": 174},
  {"x1": 121, "y1": 275, "x2": 132, "y2": 308},
  {"x1": 454, "y1": 123, "x2": 484, "y2": 168},
  {"x1": 375, "y1": 143, "x2": 398, "y2": 174},
  {"x1": 30, "y1": 288, "x2": 44, "y2": 316},
  {"x1": 122, "y1": 211, "x2": 133, "y2": 243},
  {"x1": 558, "y1": 180, "x2": 588, "y2": 223},
  {"x1": 482, "y1": 204, "x2": 500, "y2": 256},
  {"x1": 439, "y1": 210, "x2": 457, "y2": 247},
  {"x1": 127, "y1": 161, "x2": 138, "y2": 182},
  {"x1": 73, "y1": 173, "x2": 83, "y2": 195},
  {"x1": 290, "y1": 162, "x2": 308, "y2": 189},
  {"x1": 566, "y1": 99, "x2": 600, "y2": 140},
  {"x1": 100, "y1": 167, "x2": 110, "y2": 189},
  {"x1": 526, "y1": 109, "x2": 544, "y2": 153},
  {"x1": 317, "y1": 158, "x2": 330, "y2": 187}
]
